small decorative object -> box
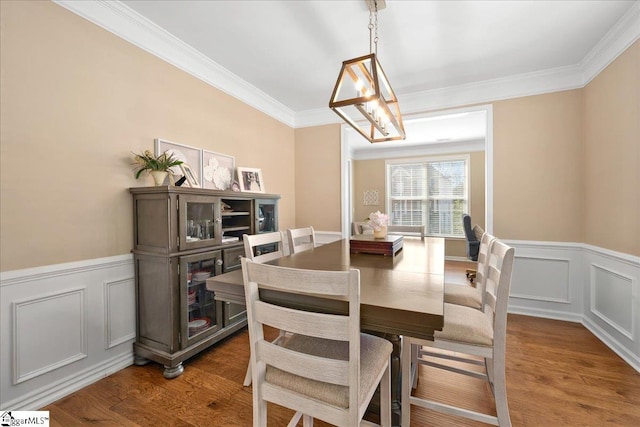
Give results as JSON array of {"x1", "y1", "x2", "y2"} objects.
[
  {"x1": 180, "y1": 163, "x2": 200, "y2": 187},
  {"x1": 363, "y1": 189, "x2": 379, "y2": 206},
  {"x1": 132, "y1": 149, "x2": 183, "y2": 186},
  {"x1": 368, "y1": 210, "x2": 389, "y2": 239},
  {"x1": 156, "y1": 138, "x2": 202, "y2": 185},
  {"x1": 231, "y1": 180, "x2": 241, "y2": 192},
  {"x1": 237, "y1": 167, "x2": 265, "y2": 193}
]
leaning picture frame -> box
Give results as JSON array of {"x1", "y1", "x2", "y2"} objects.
[
  {"x1": 180, "y1": 163, "x2": 200, "y2": 188},
  {"x1": 155, "y1": 138, "x2": 202, "y2": 185},
  {"x1": 202, "y1": 150, "x2": 235, "y2": 190},
  {"x1": 237, "y1": 167, "x2": 265, "y2": 193}
]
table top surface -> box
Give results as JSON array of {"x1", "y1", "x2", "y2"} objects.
[{"x1": 207, "y1": 237, "x2": 445, "y2": 337}]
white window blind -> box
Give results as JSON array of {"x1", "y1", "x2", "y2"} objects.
[{"x1": 387, "y1": 157, "x2": 468, "y2": 237}]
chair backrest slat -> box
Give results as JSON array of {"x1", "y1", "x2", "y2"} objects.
[
  {"x1": 254, "y1": 300, "x2": 349, "y2": 341},
  {"x1": 258, "y1": 340, "x2": 350, "y2": 386},
  {"x1": 287, "y1": 226, "x2": 316, "y2": 254},
  {"x1": 243, "y1": 231, "x2": 288, "y2": 263}
]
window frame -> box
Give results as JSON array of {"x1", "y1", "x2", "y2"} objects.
[{"x1": 385, "y1": 154, "x2": 471, "y2": 238}]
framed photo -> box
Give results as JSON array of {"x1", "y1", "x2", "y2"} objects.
[
  {"x1": 237, "y1": 167, "x2": 265, "y2": 193},
  {"x1": 180, "y1": 164, "x2": 200, "y2": 187},
  {"x1": 202, "y1": 150, "x2": 235, "y2": 190},
  {"x1": 155, "y1": 138, "x2": 202, "y2": 184}
]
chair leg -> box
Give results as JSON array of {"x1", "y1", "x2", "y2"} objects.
[
  {"x1": 380, "y1": 359, "x2": 391, "y2": 427},
  {"x1": 253, "y1": 389, "x2": 267, "y2": 427},
  {"x1": 243, "y1": 361, "x2": 252, "y2": 386},
  {"x1": 401, "y1": 336, "x2": 413, "y2": 426},
  {"x1": 491, "y1": 356, "x2": 511, "y2": 427},
  {"x1": 411, "y1": 343, "x2": 419, "y2": 388}
]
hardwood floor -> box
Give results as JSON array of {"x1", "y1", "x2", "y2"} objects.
[{"x1": 43, "y1": 262, "x2": 640, "y2": 426}]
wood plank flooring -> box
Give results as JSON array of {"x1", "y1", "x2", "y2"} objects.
[{"x1": 43, "y1": 261, "x2": 640, "y2": 426}]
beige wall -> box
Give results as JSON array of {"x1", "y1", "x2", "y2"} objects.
[
  {"x1": 293, "y1": 124, "x2": 342, "y2": 230},
  {"x1": 352, "y1": 151, "x2": 485, "y2": 258},
  {"x1": 583, "y1": 40, "x2": 640, "y2": 256},
  {"x1": 2, "y1": 3, "x2": 638, "y2": 273},
  {"x1": 493, "y1": 90, "x2": 584, "y2": 242},
  {"x1": 0, "y1": 1, "x2": 295, "y2": 271}
]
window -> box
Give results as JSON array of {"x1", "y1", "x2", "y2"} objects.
[{"x1": 386, "y1": 155, "x2": 469, "y2": 237}]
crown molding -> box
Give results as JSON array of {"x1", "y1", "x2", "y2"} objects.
[
  {"x1": 54, "y1": 1, "x2": 639, "y2": 129},
  {"x1": 53, "y1": 0, "x2": 296, "y2": 127},
  {"x1": 580, "y1": 1, "x2": 640, "y2": 85}
]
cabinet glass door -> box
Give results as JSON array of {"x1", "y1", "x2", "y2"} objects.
[
  {"x1": 254, "y1": 198, "x2": 280, "y2": 255},
  {"x1": 178, "y1": 195, "x2": 222, "y2": 250},
  {"x1": 180, "y1": 251, "x2": 223, "y2": 348},
  {"x1": 255, "y1": 198, "x2": 278, "y2": 234}
]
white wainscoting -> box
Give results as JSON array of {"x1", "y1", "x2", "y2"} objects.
[
  {"x1": 1, "y1": 237, "x2": 638, "y2": 410},
  {"x1": 506, "y1": 240, "x2": 640, "y2": 372},
  {"x1": 0, "y1": 255, "x2": 135, "y2": 411}
]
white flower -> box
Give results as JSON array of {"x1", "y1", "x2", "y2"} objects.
[{"x1": 368, "y1": 211, "x2": 389, "y2": 231}]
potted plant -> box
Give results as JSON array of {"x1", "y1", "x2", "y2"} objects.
[{"x1": 132, "y1": 149, "x2": 183, "y2": 186}]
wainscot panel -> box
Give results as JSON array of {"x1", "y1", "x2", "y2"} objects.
[
  {"x1": 0, "y1": 255, "x2": 135, "y2": 410},
  {"x1": 506, "y1": 240, "x2": 639, "y2": 372}
]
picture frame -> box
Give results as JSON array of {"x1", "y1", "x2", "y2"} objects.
[
  {"x1": 237, "y1": 167, "x2": 265, "y2": 193},
  {"x1": 180, "y1": 163, "x2": 200, "y2": 188},
  {"x1": 155, "y1": 138, "x2": 202, "y2": 185},
  {"x1": 202, "y1": 150, "x2": 235, "y2": 190}
]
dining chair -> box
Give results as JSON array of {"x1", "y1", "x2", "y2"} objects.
[
  {"x1": 241, "y1": 258, "x2": 392, "y2": 427},
  {"x1": 286, "y1": 226, "x2": 316, "y2": 254},
  {"x1": 444, "y1": 232, "x2": 495, "y2": 310},
  {"x1": 387, "y1": 224, "x2": 425, "y2": 240},
  {"x1": 241, "y1": 231, "x2": 289, "y2": 386},
  {"x1": 401, "y1": 239, "x2": 515, "y2": 427},
  {"x1": 243, "y1": 230, "x2": 289, "y2": 263},
  {"x1": 462, "y1": 214, "x2": 483, "y2": 282}
]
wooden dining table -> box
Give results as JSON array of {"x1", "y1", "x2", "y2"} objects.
[{"x1": 206, "y1": 236, "x2": 445, "y2": 425}]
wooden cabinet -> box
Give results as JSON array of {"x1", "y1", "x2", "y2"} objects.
[{"x1": 130, "y1": 186, "x2": 279, "y2": 378}]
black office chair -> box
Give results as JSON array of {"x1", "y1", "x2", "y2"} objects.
[{"x1": 462, "y1": 213, "x2": 481, "y2": 282}]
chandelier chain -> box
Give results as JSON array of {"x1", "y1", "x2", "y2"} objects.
[{"x1": 368, "y1": 2, "x2": 379, "y2": 56}]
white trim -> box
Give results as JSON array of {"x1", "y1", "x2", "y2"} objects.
[
  {"x1": 583, "y1": 316, "x2": 640, "y2": 375},
  {"x1": 589, "y1": 263, "x2": 635, "y2": 340},
  {"x1": 52, "y1": 1, "x2": 640, "y2": 129},
  {"x1": 510, "y1": 255, "x2": 572, "y2": 304},
  {"x1": 581, "y1": 2, "x2": 640, "y2": 86},
  {"x1": 104, "y1": 277, "x2": 137, "y2": 349},
  {"x1": 13, "y1": 287, "x2": 88, "y2": 384},
  {"x1": 1, "y1": 352, "x2": 134, "y2": 411},
  {"x1": 0, "y1": 254, "x2": 133, "y2": 287}
]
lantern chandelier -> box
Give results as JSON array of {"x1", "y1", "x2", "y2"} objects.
[{"x1": 329, "y1": 0, "x2": 405, "y2": 143}]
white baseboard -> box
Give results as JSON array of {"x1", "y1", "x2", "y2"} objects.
[{"x1": 2, "y1": 352, "x2": 134, "y2": 411}]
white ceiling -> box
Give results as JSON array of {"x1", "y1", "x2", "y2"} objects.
[
  {"x1": 118, "y1": 0, "x2": 636, "y2": 112},
  {"x1": 57, "y1": 0, "x2": 638, "y2": 146}
]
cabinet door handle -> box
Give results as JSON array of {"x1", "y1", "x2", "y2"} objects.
[
  {"x1": 216, "y1": 259, "x2": 223, "y2": 266},
  {"x1": 236, "y1": 255, "x2": 243, "y2": 261},
  {"x1": 215, "y1": 218, "x2": 222, "y2": 224}
]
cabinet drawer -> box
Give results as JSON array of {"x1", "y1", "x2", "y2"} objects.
[{"x1": 223, "y1": 246, "x2": 245, "y2": 272}]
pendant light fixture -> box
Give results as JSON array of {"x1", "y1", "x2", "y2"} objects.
[{"x1": 329, "y1": 0, "x2": 405, "y2": 143}]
